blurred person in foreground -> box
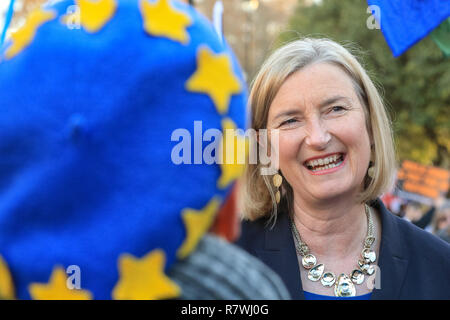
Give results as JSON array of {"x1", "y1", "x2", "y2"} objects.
[
  {"x1": 235, "y1": 38, "x2": 450, "y2": 300},
  {"x1": 0, "y1": 0, "x2": 289, "y2": 300}
]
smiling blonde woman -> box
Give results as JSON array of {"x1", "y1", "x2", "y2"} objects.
[{"x1": 236, "y1": 38, "x2": 450, "y2": 300}]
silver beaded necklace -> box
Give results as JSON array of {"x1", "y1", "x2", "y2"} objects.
[{"x1": 290, "y1": 204, "x2": 376, "y2": 297}]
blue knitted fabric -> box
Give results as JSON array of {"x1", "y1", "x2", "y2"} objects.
[
  {"x1": 367, "y1": 0, "x2": 450, "y2": 57},
  {"x1": 0, "y1": 0, "x2": 247, "y2": 299}
]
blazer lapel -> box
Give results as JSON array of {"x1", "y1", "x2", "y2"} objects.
[
  {"x1": 255, "y1": 213, "x2": 305, "y2": 300},
  {"x1": 370, "y1": 199, "x2": 409, "y2": 300}
]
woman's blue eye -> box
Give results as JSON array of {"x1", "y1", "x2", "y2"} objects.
[
  {"x1": 281, "y1": 118, "x2": 297, "y2": 126},
  {"x1": 331, "y1": 106, "x2": 345, "y2": 112}
]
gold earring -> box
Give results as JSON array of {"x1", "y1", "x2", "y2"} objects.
[
  {"x1": 273, "y1": 173, "x2": 283, "y2": 204},
  {"x1": 368, "y1": 148, "x2": 375, "y2": 179},
  {"x1": 368, "y1": 161, "x2": 375, "y2": 178}
]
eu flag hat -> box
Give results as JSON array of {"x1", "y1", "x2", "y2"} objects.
[{"x1": 0, "y1": 0, "x2": 247, "y2": 299}]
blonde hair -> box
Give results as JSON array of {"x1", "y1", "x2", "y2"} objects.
[{"x1": 240, "y1": 38, "x2": 397, "y2": 222}]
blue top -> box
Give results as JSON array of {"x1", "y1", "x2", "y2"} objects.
[{"x1": 303, "y1": 291, "x2": 372, "y2": 300}]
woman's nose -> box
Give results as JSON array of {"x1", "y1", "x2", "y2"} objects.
[{"x1": 304, "y1": 118, "x2": 331, "y2": 150}]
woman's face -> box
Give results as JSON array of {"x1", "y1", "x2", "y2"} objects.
[{"x1": 266, "y1": 62, "x2": 372, "y2": 205}]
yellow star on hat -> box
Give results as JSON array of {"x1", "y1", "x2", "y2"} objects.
[
  {"x1": 140, "y1": 0, "x2": 192, "y2": 44},
  {"x1": 177, "y1": 197, "x2": 220, "y2": 259},
  {"x1": 0, "y1": 255, "x2": 15, "y2": 300},
  {"x1": 28, "y1": 267, "x2": 92, "y2": 300},
  {"x1": 5, "y1": 7, "x2": 56, "y2": 60},
  {"x1": 112, "y1": 249, "x2": 180, "y2": 300},
  {"x1": 217, "y1": 118, "x2": 248, "y2": 189},
  {"x1": 75, "y1": 0, "x2": 117, "y2": 33},
  {"x1": 186, "y1": 46, "x2": 242, "y2": 115}
]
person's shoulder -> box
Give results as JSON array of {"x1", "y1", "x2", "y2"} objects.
[
  {"x1": 374, "y1": 199, "x2": 450, "y2": 261},
  {"x1": 240, "y1": 215, "x2": 272, "y2": 233},
  {"x1": 169, "y1": 235, "x2": 291, "y2": 299},
  {"x1": 235, "y1": 214, "x2": 272, "y2": 253},
  {"x1": 393, "y1": 212, "x2": 450, "y2": 263}
]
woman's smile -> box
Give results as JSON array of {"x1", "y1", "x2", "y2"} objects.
[{"x1": 303, "y1": 152, "x2": 346, "y2": 175}]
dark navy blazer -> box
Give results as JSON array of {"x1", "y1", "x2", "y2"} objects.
[{"x1": 235, "y1": 199, "x2": 450, "y2": 299}]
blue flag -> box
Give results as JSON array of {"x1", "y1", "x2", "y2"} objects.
[{"x1": 367, "y1": 0, "x2": 450, "y2": 57}]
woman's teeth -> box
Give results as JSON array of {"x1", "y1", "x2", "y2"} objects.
[{"x1": 305, "y1": 154, "x2": 344, "y2": 172}]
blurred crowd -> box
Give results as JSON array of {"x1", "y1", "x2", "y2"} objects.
[{"x1": 382, "y1": 193, "x2": 450, "y2": 243}]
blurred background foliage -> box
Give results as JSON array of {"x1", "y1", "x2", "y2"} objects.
[{"x1": 278, "y1": 0, "x2": 449, "y2": 169}]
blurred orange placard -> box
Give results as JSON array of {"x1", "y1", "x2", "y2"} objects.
[{"x1": 397, "y1": 160, "x2": 449, "y2": 199}]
